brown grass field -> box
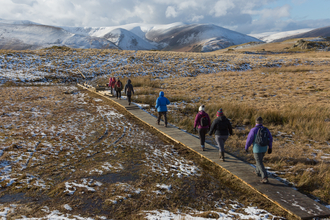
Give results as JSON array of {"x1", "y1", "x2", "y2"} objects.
[
  {"x1": 127, "y1": 49, "x2": 330, "y2": 206},
  {"x1": 0, "y1": 41, "x2": 330, "y2": 218}
]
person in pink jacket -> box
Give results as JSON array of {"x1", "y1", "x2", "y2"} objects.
[
  {"x1": 194, "y1": 105, "x2": 211, "y2": 151},
  {"x1": 108, "y1": 77, "x2": 113, "y2": 94},
  {"x1": 111, "y1": 77, "x2": 116, "y2": 95}
]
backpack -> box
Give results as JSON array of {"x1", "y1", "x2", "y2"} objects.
[
  {"x1": 255, "y1": 127, "x2": 269, "y2": 146},
  {"x1": 116, "y1": 81, "x2": 122, "y2": 89},
  {"x1": 200, "y1": 115, "x2": 209, "y2": 127}
]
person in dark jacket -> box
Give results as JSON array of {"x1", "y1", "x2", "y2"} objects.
[
  {"x1": 194, "y1": 105, "x2": 211, "y2": 151},
  {"x1": 115, "y1": 78, "x2": 123, "y2": 99},
  {"x1": 209, "y1": 108, "x2": 233, "y2": 161},
  {"x1": 124, "y1": 79, "x2": 134, "y2": 105},
  {"x1": 245, "y1": 116, "x2": 273, "y2": 184},
  {"x1": 155, "y1": 91, "x2": 170, "y2": 127}
]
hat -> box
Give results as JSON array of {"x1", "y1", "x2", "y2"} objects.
[
  {"x1": 256, "y1": 116, "x2": 263, "y2": 124},
  {"x1": 217, "y1": 108, "x2": 223, "y2": 117},
  {"x1": 199, "y1": 105, "x2": 205, "y2": 112}
]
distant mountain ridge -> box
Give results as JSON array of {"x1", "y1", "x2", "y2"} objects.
[
  {"x1": 272, "y1": 26, "x2": 330, "y2": 42},
  {"x1": 249, "y1": 29, "x2": 313, "y2": 43},
  {"x1": 0, "y1": 19, "x2": 262, "y2": 51}
]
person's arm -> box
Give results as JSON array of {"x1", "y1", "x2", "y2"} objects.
[
  {"x1": 228, "y1": 120, "x2": 233, "y2": 136},
  {"x1": 166, "y1": 98, "x2": 170, "y2": 105},
  {"x1": 131, "y1": 85, "x2": 134, "y2": 95},
  {"x1": 208, "y1": 120, "x2": 215, "y2": 135},
  {"x1": 155, "y1": 98, "x2": 159, "y2": 109},
  {"x1": 194, "y1": 114, "x2": 199, "y2": 128},
  {"x1": 245, "y1": 129, "x2": 255, "y2": 151},
  {"x1": 124, "y1": 84, "x2": 127, "y2": 94},
  {"x1": 268, "y1": 129, "x2": 273, "y2": 149}
]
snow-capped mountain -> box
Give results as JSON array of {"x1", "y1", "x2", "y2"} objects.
[
  {"x1": 0, "y1": 19, "x2": 262, "y2": 51},
  {"x1": 249, "y1": 29, "x2": 313, "y2": 43},
  {"x1": 0, "y1": 21, "x2": 118, "y2": 50},
  {"x1": 145, "y1": 23, "x2": 262, "y2": 52},
  {"x1": 62, "y1": 25, "x2": 156, "y2": 50},
  {"x1": 272, "y1": 26, "x2": 330, "y2": 42}
]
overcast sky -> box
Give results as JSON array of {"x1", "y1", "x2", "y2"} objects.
[{"x1": 1, "y1": 0, "x2": 329, "y2": 34}]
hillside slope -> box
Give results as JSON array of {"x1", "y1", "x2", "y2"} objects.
[
  {"x1": 273, "y1": 26, "x2": 330, "y2": 42},
  {"x1": 146, "y1": 23, "x2": 262, "y2": 52},
  {"x1": 0, "y1": 19, "x2": 261, "y2": 51},
  {"x1": 0, "y1": 22, "x2": 118, "y2": 50}
]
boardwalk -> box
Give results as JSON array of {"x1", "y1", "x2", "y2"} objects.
[{"x1": 78, "y1": 84, "x2": 330, "y2": 220}]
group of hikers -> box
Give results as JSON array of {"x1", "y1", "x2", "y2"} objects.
[
  {"x1": 108, "y1": 77, "x2": 134, "y2": 105},
  {"x1": 108, "y1": 77, "x2": 273, "y2": 184},
  {"x1": 194, "y1": 105, "x2": 272, "y2": 183}
]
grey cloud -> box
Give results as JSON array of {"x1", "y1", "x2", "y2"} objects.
[{"x1": 0, "y1": 0, "x2": 327, "y2": 34}]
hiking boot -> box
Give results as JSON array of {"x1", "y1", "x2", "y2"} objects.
[
  {"x1": 260, "y1": 178, "x2": 269, "y2": 184},
  {"x1": 219, "y1": 151, "x2": 222, "y2": 159},
  {"x1": 164, "y1": 124, "x2": 167, "y2": 127},
  {"x1": 253, "y1": 171, "x2": 261, "y2": 177},
  {"x1": 128, "y1": 102, "x2": 131, "y2": 105},
  {"x1": 221, "y1": 152, "x2": 225, "y2": 162},
  {"x1": 157, "y1": 121, "x2": 160, "y2": 125}
]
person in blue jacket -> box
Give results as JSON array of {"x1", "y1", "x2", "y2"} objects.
[
  {"x1": 245, "y1": 116, "x2": 273, "y2": 184},
  {"x1": 155, "y1": 91, "x2": 170, "y2": 127}
]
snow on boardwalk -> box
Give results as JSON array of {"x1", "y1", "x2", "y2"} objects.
[{"x1": 78, "y1": 84, "x2": 330, "y2": 220}]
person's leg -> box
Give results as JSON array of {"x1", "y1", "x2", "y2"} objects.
[
  {"x1": 164, "y1": 112, "x2": 167, "y2": 127},
  {"x1": 157, "y1": 112, "x2": 162, "y2": 125},
  {"x1": 198, "y1": 128, "x2": 205, "y2": 150},
  {"x1": 128, "y1": 95, "x2": 131, "y2": 104},
  {"x1": 215, "y1": 135, "x2": 222, "y2": 158},
  {"x1": 220, "y1": 135, "x2": 228, "y2": 159},
  {"x1": 119, "y1": 91, "x2": 121, "y2": 99},
  {"x1": 254, "y1": 153, "x2": 268, "y2": 179}
]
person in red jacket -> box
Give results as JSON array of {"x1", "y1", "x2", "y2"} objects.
[
  {"x1": 111, "y1": 77, "x2": 116, "y2": 96},
  {"x1": 194, "y1": 105, "x2": 211, "y2": 151},
  {"x1": 108, "y1": 77, "x2": 113, "y2": 94}
]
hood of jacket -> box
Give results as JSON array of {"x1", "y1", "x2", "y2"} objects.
[
  {"x1": 218, "y1": 115, "x2": 226, "y2": 121},
  {"x1": 127, "y1": 79, "x2": 131, "y2": 84},
  {"x1": 198, "y1": 110, "x2": 208, "y2": 117},
  {"x1": 159, "y1": 91, "x2": 164, "y2": 97}
]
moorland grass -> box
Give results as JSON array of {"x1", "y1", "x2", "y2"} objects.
[
  {"x1": 0, "y1": 85, "x2": 294, "y2": 219},
  {"x1": 128, "y1": 52, "x2": 330, "y2": 205}
]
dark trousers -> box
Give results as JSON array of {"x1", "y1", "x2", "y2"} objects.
[
  {"x1": 157, "y1": 112, "x2": 167, "y2": 125},
  {"x1": 116, "y1": 90, "x2": 121, "y2": 99},
  {"x1": 127, "y1": 95, "x2": 131, "y2": 103},
  {"x1": 198, "y1": 128, "x2": 208, "y2": 145}
]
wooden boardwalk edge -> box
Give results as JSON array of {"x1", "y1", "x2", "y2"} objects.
[{"x1": 77, "y1": 84, "x2": 330, "y2": 220}]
